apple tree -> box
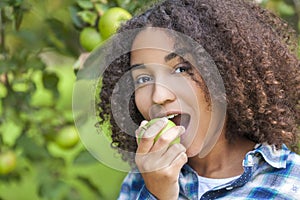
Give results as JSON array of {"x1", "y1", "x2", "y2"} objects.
[{"x1": 0, "y1": 0, "x2": 126, "y2": 199}]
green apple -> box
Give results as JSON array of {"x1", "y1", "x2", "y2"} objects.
[
  {"x1": 98, "y1": 7, "x2": 132, "y2": 39},
  {"x1": 137, "y1": 119, "x2": 180, "y2": 145},
  {"x1": 80, "y1": 27, "x2": 103, "y2": 52},
  {"x1": 0, "y1": 151, "x2": 17, "y2": 175},
  {"x1": 55, "y1": 126, "x2": 80, "y2": 149}
]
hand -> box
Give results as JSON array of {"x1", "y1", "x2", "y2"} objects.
[{"x1": 135, "y1": 118, "x2": 187, "y2": 200}]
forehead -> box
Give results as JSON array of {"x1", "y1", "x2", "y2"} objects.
[{"x1": 131, "y1": 28, "x2": 175, "y2": 52}]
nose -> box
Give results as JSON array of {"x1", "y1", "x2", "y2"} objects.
[{"x1": 152, "y1": 82, "x2": 176, "y2": 105}]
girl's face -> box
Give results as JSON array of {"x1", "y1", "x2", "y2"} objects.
[{"x1": 130, "y1": 28, "x2": 212, "y2": 157}]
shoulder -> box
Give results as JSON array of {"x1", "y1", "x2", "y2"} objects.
[
  {"x1": 254, "y1": 144, "x2": 300, "y2": 174},
  {"x1": 285, "y1": 150, "x2": 300, "y2": 174},
  {"x1": 250, "y1": 144, "x2": 300, "y2": 198},
  {"x1": 286, "y1": 150, "x2": 300, "y2": 163},
  {"x1": 241, "y1": 145, "x2": 300, "y2": 199}
]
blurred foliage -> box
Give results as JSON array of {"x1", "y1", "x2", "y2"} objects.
[
  {"x1": 0, "y1": 0, "x2": 127, "y2": 199},
  {"x1": 0, "y1": 0, "x2": 299, "y2": 200},
  {"x1": 260, "y1": 0, "x2": 300, "y2": 56}
]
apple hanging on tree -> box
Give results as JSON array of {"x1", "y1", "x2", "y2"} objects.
[
  {"x1": 98, "y1": 7, "x2": 132, "y2": 39},
  {"x1": 54, "y1": 126, "x2": 80, "y2": 149},
  {"x1": 80, "y1": 27, "x2": 103, "y2": 52},
  {"x1": 0, "y1": 151, "x2": 17, "y2": 175}
]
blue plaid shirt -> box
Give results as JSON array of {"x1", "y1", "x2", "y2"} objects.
[{"x1": 118, "y1": 144, "x2": 300, "y2": 199}]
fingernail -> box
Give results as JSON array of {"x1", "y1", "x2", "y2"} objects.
[
  {"x1": 140, "y1": 120, "x2": 148, "y2": 127},
  {"x1": 156, "y1": 117, "x2": 168, "y2": 126},
  {"x1": 161, "y1": 117, "x2": 168, "y2": 123}
]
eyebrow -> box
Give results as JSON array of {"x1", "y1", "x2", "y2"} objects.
[
  {"x1": 164, "y1": 48, "x2": 189, "y2": 62},
  {"x1": 125, "y1": 63, "x2": 145, "y2": 71},
  {"x1": 126, "y1": 48, "x2": 189, "y2": 72}
]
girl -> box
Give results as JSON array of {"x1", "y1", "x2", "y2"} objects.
[{"x1": 98, "y1": 0, "x2": 300, "y2": 199}]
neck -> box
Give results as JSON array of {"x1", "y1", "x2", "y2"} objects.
[{"x1": 188, "y1": 135, "x2": 255, "y2": 178}]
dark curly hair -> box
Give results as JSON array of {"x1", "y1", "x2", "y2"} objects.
[{"x1": 98, "y1": 0, "x2": 300, "y2": 164}]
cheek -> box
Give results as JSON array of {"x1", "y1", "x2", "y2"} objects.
[{"x1": 179, "y1": 78, "x2": 206, "y2": 107}]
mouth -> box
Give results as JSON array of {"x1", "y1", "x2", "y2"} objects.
[{"x1": 166, "y1": 113, "x2": 190, "y2": 130}]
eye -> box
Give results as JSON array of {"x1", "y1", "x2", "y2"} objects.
[
  {"x1": 135, "y1": 75, "x2": 153, "y2": 85},
  {"x1": 173, "y1": 62, "x2": 192, "y2": 74}
]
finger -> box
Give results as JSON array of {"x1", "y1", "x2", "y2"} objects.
[
  {"x1": 159, "y1": 151, "x2": 188, "y2": 181},
  {"x1": 136, "y1": 120, "x2": 149, "y2": 135},
  {"x1": 135, "y1": 148, "x2": 166, "y2": 172},
  {"x1": 137, "y1": 144, "x2": 186, "y2": 172},
  {"x1": 135, "y1": 120, "x2": 149, "y2": 143},
  {"x1": 155, "y1": 143, "x2": 186, "y2": 171},
  {"x1": 168, "y1": 149, "x2": 188, "y2": 173},
  {"x1": 150, "y1": 126, "x2": 185, "y2": 153},
  {"x1": 162, "y1": 143, "x2": 186, "y2": 161},
  {"x1": 136, "y1": 118, "x2": 168, "y2": 154}
]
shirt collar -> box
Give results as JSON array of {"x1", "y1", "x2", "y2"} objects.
[
  {"x1": 252, "y1": 143, "x2": 290, "y2": 169},
  {"x1": 181, "y1": 143, "x2": 290, "y2": 175}
]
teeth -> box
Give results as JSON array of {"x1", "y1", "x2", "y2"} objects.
[{"x1": 167, "y1": 114, "x2": 178, "y2": 119}]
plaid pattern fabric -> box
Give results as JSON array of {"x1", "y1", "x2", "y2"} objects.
[{"x1": 118, "y1": 144, "x2": 300, "y2": 199}]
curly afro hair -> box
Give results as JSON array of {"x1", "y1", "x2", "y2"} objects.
[{"x1": 98, "y1": 0, "x2": 300, "y2": 164}]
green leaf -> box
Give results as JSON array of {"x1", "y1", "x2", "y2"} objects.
[
  {"x1": 73, "y1": 150, "x2": 97, "y2": 165},
  {"x1": 116, "y1": 0, "x2": 130, "y2": 8},
  {"x1": 0, "y1": 120, "x2": 22, "y2": 147},
  {"x1": 42, "y1": 72, "x2": 59, "y2": 98},
  {"x1": 94, "y1": 3, "x2": 109, "y2": 16},
  {"x1": 76, "y1": 0, "x2": 94, "y2": 10},
  {"x1": 69, "y1": 5, "x2": 86, "y2": 29},
  {"x1": 77, "y1": 10, "x2": 98, "y2": 26},
  {"x1": 16, "y1": 134, "x2": 50, "y2": 161}
]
